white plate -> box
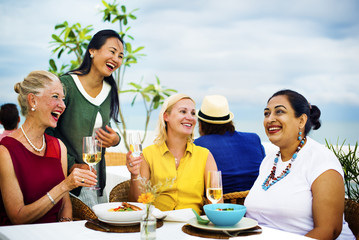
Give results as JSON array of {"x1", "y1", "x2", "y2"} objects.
[
  {"x1": 187, "y1": 216, "x2": 258, "y2": 232},
  {"x1": 92, "y1": 202, "x2": 145, "y2": 222},
  {"x1": 98, "y1": 217, "x2": 140, "y2": 226}
]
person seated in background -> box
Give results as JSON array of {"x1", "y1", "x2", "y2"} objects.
[
  {"x1": 126, "y1": 93, "x2": 220, "y2": 214},
  {"x1": 194, "y1": 95, "x2": 265, "y2": 194},
  {"x1": 0, "y1": 70, "x2": 97, "y2": 225},
  {"x1": 244, "y1": 89, "x2": 355, "y2": 239},
  {"x1": 0, "y1": 103, "x2": 20, "y2": 141}
]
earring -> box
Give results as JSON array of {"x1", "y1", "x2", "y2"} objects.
[
  {"x1": 90, "y1": 54, "x2": 94, "y2": 59},
  {"x1": 298, "y1": 131, "x2": 302, "y2": 141},
  {"x1": 31, "y1": 105, "x2": 36, "y2": 112}
]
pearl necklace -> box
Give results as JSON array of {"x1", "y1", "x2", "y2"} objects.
[
  {"x1": 20, "y1": 125, "x2": 45, "y2": 152},
  {"x1": 262, "y1": 138, "x2": 305, "y2": 191}
]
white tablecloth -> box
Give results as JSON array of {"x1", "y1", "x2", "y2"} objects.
[
  {"x1": 0, "y1": 220, "x2": 312, "y2": 240},
  {"x1": 104, "y1": 166, "x2": 131, "y2": 199}
]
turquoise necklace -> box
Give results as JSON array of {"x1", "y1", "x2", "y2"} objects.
[{"x1": 262, "y1": 138, "x2": 306, "y2": 191}]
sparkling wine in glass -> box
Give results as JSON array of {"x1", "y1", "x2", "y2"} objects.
[
  {"x1": 128, "y1": 132, "x2": 142, "y2": 157},
  {"x1": 206, "y1": 171, "x2": 223, "y2": 204},
  {"x1": 83, "y1": 136, "x2": 102, "y2": 190}
]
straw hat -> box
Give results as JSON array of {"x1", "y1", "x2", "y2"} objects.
[{"x1": 197, "y1": 95, "x2": 234, "y2": 124}]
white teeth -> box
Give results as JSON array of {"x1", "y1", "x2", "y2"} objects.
[
  {"x1": 52, "y1": 112, "x2": 60, "y2": 117},
  {"x1": 183, "y1": 124, "x2": 192, "y2": 127},
  {"x1": 268, "y1": 127, "x2": 280, "y2": 131},
  {"x1": 107, "y1": 63, "x2": 115, "y2": 68}
]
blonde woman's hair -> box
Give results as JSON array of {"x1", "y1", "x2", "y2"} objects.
[
  {"x1": 153, "y1": 93, "x2": 196, "y2": 145},
  {"x1": 14, "y1": 70, "x2": 59, "y2": 116}
]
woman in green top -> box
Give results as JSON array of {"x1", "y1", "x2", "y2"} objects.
[{"x1": 47, "y1": 29, "x2": 123, "y2": 207}]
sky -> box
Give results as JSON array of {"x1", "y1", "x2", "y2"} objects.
[{"x1": 0, "y1": 0, "x2": 359, "y2": 145}]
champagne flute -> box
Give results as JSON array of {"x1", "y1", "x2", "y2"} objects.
[
  {"x1": 206, "y1": 171, "x2": 223, "y2": 204},
  {"x1": 128, "y1": 131, "x2": 142, "y2": 157},
  {"x1": 83, "y1": 136, "x2": 102, "y2": 190}
]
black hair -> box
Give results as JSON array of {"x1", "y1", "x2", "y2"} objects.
[
  {"x1": 69, "y1": 29, "x2": 123, "y2": 123},
  {"x1": 198, "y1": 119, "x2": 235, "y2": 136},
  {"x1": 268, "y1": 89, "x2": 321, "y2": 136},
  {"x1": 0, "y1": 103, "x2": 19, "y2": 130}
]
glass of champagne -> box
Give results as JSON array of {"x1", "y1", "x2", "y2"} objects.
[
  {"x1": 83, "y1": 136, "x2": 102, "y2": 190},
  {"x1": 206, "y1": 171, "x2": 223, "y2": 204},
  {"x1": 128, "y1": 131, "x2": 142, "y2": 157}
]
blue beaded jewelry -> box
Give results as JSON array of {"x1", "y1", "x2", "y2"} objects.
[
  {"x1": 298, "y1": 131, "x2": 302, "y2": 141},
  {"x1": 262, "y1": 138, "x2": 305, "y2": 191}
]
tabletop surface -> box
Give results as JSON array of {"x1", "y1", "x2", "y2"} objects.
[{"x1": 0, "y1": 219, "x2": 311, "y2": 240}]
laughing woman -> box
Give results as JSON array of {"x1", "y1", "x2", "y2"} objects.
[
  {"x1": 0, "y1": 71, "x2": 96, "y2": 225},
  {"x1": 47, "y1": 29, "x2": 124, "y2": 208},
  {"x1": 244, "y1": 89, "x2": 355, "y2": 239},
  {"x1": 126, "y1": 94, "x2": 220, "y2": 214}
]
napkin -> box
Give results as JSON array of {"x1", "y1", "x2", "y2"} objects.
[{"x1": 162, "y1": 208, "x2": 195, "y2": 222}]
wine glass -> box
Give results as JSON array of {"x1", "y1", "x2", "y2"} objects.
[
  {"x1": 206, "y1": 171, "x2": 223, "y2": 204},
  {"x1": 128, "y1": 131, "x2": 142, "y2": 157},
  {"x1": 83, "y1": 136, "x2": 102, "y2": 190}
]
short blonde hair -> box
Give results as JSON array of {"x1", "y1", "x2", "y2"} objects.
[
  {"x1": 153, "y1": 93, "x2": 196, "y2": 145},
  {"x1": 14, "y1": 70, "x2": 59, "y2": 116}
]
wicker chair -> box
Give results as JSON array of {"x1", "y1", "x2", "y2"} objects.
[
  {"x1": 344, "y1": 198, "x2": 359, "y2": 239},
  {"x1": 223, "y1": 190, "x2": 250, "y2": 205},
  {"x1": 109, "y1": 179, "x2": 131, "y2": 202},
  {"x1": 70, "y1": 195, "x2": 97, "y2": 220}
]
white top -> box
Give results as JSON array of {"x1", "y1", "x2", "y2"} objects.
[{"x1": 245, "y1": 137, "x2": 355, "y2": 239}]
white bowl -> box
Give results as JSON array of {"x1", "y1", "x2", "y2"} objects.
[{"x1": 92, "y1": 202, "x2": 146, "y2": 222}]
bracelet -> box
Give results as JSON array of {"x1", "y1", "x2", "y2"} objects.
[
  {"x1": 46, "y1": 192, "x2": 55, "y2": 205},
  {"x1": 59, "y1": 217, "x2": 72, "y2": 222}
]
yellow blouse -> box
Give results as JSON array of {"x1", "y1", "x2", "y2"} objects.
[{"x1": 143, "y1": 141, "x2": 209, "y2": 214}]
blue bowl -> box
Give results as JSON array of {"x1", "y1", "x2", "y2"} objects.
[{"x1": 203, "y1": 203, "x2": 246, "y2": 226}]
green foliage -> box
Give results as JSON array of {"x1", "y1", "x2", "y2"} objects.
[
  {"x1": 326, "y1": 139, "x2": 359, "y2": 202},
  {"x1": 48, "y1": 22, "x2": 93, "y2": 75},
  {"x1": 48, "y1": 0, "x2": 177, "y2": 150}
]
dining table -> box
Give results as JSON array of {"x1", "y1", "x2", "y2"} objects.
[{"x1": 0, "y1": 218, "x2": 312, "y2": 240}]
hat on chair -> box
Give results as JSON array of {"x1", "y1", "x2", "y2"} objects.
[{"x1": 197, "y1": 95, "x2": 234, "y2": 124}]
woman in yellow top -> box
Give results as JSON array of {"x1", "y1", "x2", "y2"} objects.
[{"x1": 127, "y1": 93, "x2": 220, "y2": 213}]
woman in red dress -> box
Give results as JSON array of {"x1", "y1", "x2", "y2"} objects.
[{"x1": 0, "y1": 70, "x2": 97, "y2": 225}]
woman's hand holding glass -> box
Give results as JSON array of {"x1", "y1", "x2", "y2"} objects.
[
  {"x1": 127, "y1": 132, "x2": 143, "y2": 178},
  {"x1": 63, "y1": 168, "x2": 97, "y2": 191},
  {"x1": 83, "y1": 136, "x2": 102, "y2": 190},
  {"x1": 206, "y1": 170, "x2": 223, "y2": 204}
]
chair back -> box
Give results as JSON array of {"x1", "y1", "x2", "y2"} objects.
[
  {"x1": 223, "y1": 190, "x2": 250, "y2": 205},
  {"x1": 344, "y1": 198, "x2": 359, "y2": 239},
  {"x1": 70, "y1": 194, "x2": 97, "y2": 220},
  {"x1": 109, "y1": 180, "x2": 131, "y2": 202}
]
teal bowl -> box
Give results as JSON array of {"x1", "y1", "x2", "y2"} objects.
[{"x1": 203, "y1": 203, "x2": 246, "y2": 226}]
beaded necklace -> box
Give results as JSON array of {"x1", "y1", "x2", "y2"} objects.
[
  {"x1": 262, "y1": 138, "x2": 306, "y2": 191},
  {"x1": 20, "y1": 125, "x2": 45, "y2": 152}
]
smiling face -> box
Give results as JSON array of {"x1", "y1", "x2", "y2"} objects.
[
  {"x1": 164, "y1": 98, "x2": 197, "y2": 138},
  {"x1": 31, "y1": 79, "x2": 66, "y2": 129},
  {"x1": 263, "y1": 95, "x2": 306, "y2": 149},
  {"x1": 89, "y1": 37, "x2": 124, "y2": 77}
]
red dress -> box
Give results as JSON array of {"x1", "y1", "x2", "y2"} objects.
[{"x1": 0, "y1": 134, "x2": 64, "y2": 225}]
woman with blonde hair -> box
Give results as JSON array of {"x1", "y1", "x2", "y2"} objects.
[
  {"x1": 0, "y1": 70, "x2": 96, "y2": 225},
  {"x1": 126, "y1": 93, "x2": 219, "y2": 214}
]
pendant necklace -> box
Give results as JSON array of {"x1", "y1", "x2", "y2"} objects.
[
  {"x1": 262, "y1": 138, "x2": 306, "y2": 191},
  {"x1": 20, "y1": 125, "x2": 46, "y2": 152}
]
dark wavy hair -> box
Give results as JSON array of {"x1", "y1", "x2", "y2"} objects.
[
  {"x1": 0, "y1": 103, "x2": 19, "y2": 130},
  {"x1": 268, "y1": 89, "x2": 321, "y2": 136},
  {"x1": 68, "y1": 29, "x2": 123, "y2": 123},
  {"x1": 198, "y1": 119, "x2": 235, "y2": 136}
]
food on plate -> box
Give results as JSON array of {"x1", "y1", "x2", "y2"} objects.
[
  {"x1": 108, "y1": 202, "x2": 142, "y2": 212},
  {"x1": 216, "y1": 208, "x2": 234, "y2": 211}
]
